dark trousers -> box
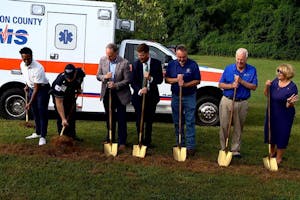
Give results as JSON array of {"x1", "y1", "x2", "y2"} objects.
[
  {"x1": 103, "y1": 89, "x2": 127, "y2": 145},
  {"x1": 29, "y1": 84, "x2": 50, "y2": 138},
  {"x1": 55, "y1": 99, "x2": 76, "y2": 138},
  {"x1": 133, "y1": 94, "x2": 157, "y2": 146}
]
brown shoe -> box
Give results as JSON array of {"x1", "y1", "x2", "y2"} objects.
[{"x1": 118, "y1": 144, "x2": 126, "y2": 151}]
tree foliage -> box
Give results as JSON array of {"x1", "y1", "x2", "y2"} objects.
[{"x1": 97, "y1": 0, "x2": 300, "y2": 60}]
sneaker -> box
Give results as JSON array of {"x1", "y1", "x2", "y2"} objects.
[
  {"x1": 38, "y1": 137, "x2": 46, "y2": 146},
  {"x1": 25, "y1": 133, "x2": 41, "y2": 139}
]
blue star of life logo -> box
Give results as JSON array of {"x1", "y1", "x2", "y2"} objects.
[{"x1": 59, "y1": 29, "x2": 73, "y2": 44}]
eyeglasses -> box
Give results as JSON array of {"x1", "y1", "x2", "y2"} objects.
[{"x1": 277, "y1": 69, "x2": 285, "y2": 75}]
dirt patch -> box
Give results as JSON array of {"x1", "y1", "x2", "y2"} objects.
[{"x1": 0, "y1": 143, "x2": 300, "y2": 181}]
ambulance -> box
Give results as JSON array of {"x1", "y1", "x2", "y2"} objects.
[{"x1": 0, "y1": 0, "x2": 223, "y2": 126}]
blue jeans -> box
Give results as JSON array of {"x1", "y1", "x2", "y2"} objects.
[
  {"x1": 171, "y1": 93, "x2": 196, "y2": 149},
  {"x1": 29, "y1": 84, "x2": 50, "y2": 138}
]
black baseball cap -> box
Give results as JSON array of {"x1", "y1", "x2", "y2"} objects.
[{"x1": 64, "y1": 64, "x2": 76, "y2": 79}]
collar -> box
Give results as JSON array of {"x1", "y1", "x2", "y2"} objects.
[{"x1": 143, "y1": 57, "x2": 151, "y2": 66}]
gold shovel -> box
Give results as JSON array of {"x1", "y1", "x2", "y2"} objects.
[
  {"x1": 132, "y1": 82, "x2": 147, "y2": 158},
  {"x1": 173, "y1": 86, "x2": 186, "y2": 162},
  {"x1": 263, "y1": 86, "x2": 278, "y2": 171},
  {"x1": 104, "y1": 89, "x2": 118, "y2": 157},
  {"x1": 217, "y1": 87, "x2": 236, "y2": 167}
]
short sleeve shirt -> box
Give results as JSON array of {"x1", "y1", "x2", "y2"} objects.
[
  {"x1": 219, "y1": 63, "x2": 258, "y2": 100},
  {"x1": 20, "y1": 60, "x2": 49, "y2": 89},
  {"x1": 51, "y1": 68, "x2": 85, "y2": 100},
  {"x1": 166, "y1": 58, "x2": 201, "y2": 96}
]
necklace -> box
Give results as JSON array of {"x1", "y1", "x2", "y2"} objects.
[{"x1": 277, "y1": 80, "x2": 290, "y2": 90}]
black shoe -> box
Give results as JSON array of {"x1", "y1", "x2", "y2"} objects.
[
  {"x1": 233, "y1": 154, "x2": 242, "y2": 158},
  {"x1": 187, "y1": 149, "x2": 196, "y2": 157},
  {"x1": 146, "y1": 144, "x2": 155, "y2": 149},
  {"x1": 73, "y1": 136, "x2": 83, "y2": 142}
]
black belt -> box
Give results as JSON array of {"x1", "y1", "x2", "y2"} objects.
[{"x1": 225, "y1": 96, "x2": 247, "y2": 102}]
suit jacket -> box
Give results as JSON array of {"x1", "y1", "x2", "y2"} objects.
[
  {"x1": 96, "y1": 55, "x2": 131, "y2": 105},
  {"x1": 131, "y1": 58, "x2": 163, "y2": 106}
]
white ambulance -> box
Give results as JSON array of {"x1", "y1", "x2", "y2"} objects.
[{"x1": 0, "y1": 0, "x2": 223, "y2": 126}]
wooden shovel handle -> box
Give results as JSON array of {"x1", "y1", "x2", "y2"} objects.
[
  {"x1": 138, "y1": 78, "x2": 148, "y2": 145},
  {"x1": 109, "y1": 89, "x2": 113, "y2": 143},
  {"x1": 60, "y1": 126, "x2": 66, "y2": 136},
  {"x1": 25, "y1": 90, "x2": 29, "y2": 122},
  {"x1": 178, "y1": 86, "x2": 182, "y2": 148},
  {"x1": 225, "y1": 87, "x2": 236, "y2": 149},
  {"x1": 139, "y1": 92, "x2": 146, "y2": 144},
  {"x1": 267, "y1": 86, "x2": 272, "y2": 154}
]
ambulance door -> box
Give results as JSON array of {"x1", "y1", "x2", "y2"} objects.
[{"x1": 46, "y1": 12, "x2": 86, "y2": 109}]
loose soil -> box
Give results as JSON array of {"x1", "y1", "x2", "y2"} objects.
[{"x1": 0, "y1": 143, "x2": 300, "y2": 181}]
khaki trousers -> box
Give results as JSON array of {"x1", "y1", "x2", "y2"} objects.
[{"x1": 219, "y1": 96, "x2": 248, "y2": 152}]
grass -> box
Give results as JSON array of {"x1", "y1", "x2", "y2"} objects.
[{"x1": 1, "y1": 55, "x2": 300, "y2": 199}]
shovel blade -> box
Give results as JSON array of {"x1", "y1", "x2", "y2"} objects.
[
  {"x1": 173, "y1": 146, "x2": 187, "y2": 162},
  {"x1": 132, "y1": 144, "x2": 147, "y2": 158},
  {"x1": 263, "y1": 156, "x2": 278, "y2": 171},
  {"x1": 217, "y1": 150, "x2": 233, "y2": 167},
  {"x1": 104, "y1": 143, "x2": 118, "y2": 157}
]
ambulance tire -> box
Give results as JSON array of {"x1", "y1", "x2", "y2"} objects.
[
  {"x1": 195, "y1": 95, "x2": 220, "y2": 126},
  {"x1": 0, "y1": 88, "x2": 26, "y2": 120}
]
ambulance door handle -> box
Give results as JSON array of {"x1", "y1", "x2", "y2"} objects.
[{"x1": 50, "y1": 53, "x2": 59, "y2": 60}]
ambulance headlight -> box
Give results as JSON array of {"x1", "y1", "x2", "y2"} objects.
[
  {"x1": 31, "y1": 4, "x2": 45, "y2": 16},
  {"x1": 98, "y1": 9, "x2": 111, "y2": 20}
]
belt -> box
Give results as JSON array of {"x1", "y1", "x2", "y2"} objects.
[
  {"x1": 40, "y1": 83, "x2": 50, "y2": 87},
  {"x1": 225, "y1": 96, "x2": 247, "y2": 102},
  {"x1": 29, "y1": 83, "x2": 50, "y2": 90}
]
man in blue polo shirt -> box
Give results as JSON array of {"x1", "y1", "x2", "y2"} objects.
[
  {"x1": 219, "y1": 48, "x2": 258, "y2": 158},
  {"x1": 165, "y1": 45, "x2": 201, "y2": 157}
]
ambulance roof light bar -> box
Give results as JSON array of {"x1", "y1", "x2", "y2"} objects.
[{"x1": 98, "y1": 9, "x2": 111, "y2": 20}]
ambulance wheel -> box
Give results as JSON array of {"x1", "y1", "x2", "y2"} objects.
[
  {"x1": 0, "y1": 88, "x2": 26, "y2": 119},
  {"x1": 196, "y1": 95, "x2": 220, "y2": 126}
]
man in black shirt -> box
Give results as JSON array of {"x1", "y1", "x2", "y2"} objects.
[{"x1": 51, "y1": 64, "x2": 85, "y2": 141}]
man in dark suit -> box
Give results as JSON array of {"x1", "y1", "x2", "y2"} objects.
[
  {"x1": 96, "y1": 43, "x2": 131, "y2": 150},
  {"x1": 131, "y1": 43, "x2": 163, "y2": 147}
]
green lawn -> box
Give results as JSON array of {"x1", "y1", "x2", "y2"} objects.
[{"x1": 1, "y1": 55, "x2": 300, "y2": 199}]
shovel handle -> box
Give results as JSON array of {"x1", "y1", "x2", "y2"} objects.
[
  {"x1": 225, "y1": 87, "x2": 236, "y2": 149},
  {"x1": 137, "y1": 78, "x2": 147, "y2": 145},
  {"x1": 108, "y1": 89, "x2": 113, "y2": 142},
  {"x1": 25, "y1": 90, "x2": 29, "y2": 122},
  {"x1": 26, "y1": 112, "x2": 29, "y2": 122},
  {"x1": 178, "y1": 86, "x2": 182, "y2": 147},
  {"x1": 139, "y1": 87, "x2": 146, "y2": 143},
  {"x1": 267, "y1": 86, "x2": 272, "y2": 155},
  {"x1": 60, "y1": 126, "x2": 66, "y2": 136}
]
